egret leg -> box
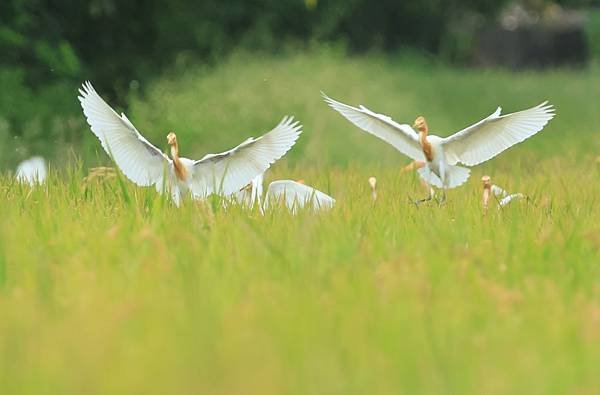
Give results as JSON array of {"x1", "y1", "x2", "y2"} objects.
[
  {"x1": 413, "y1": 195, "x2": 433, "y2": 205},
  {"x1": 411, "y1": 178, "x2": 436, "y2": 205},
  {"x1": 436, "y1": 189, "x2": 447, "y2": 205}
]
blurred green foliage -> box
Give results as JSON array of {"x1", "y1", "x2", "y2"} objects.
[
  {"x1": 1, "y1": 0, "x2": 516, "y2": 95},
  {"x1": 585, "y1": 8, "x2": 600, "y2": 59},
  {"x1": 0, "y1": 0, "x2": 595, "y2": 168}
]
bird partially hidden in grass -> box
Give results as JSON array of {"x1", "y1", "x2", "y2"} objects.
[
  {"x1": 482, "y1": 175, "x2": 527, "y2": 215},
  {"x1": 235, "y1": 173, "x2": 335, "y2": 214},
  {"x1": 323, "y1": 93, "x2": 555, "y2": 204},
  {"x1": 78, "y1": 81, "x2": 301, "y2": 206},
  {"x1": 16, "y1": 156, "x2": 47, "y2": 185},
  {"x1": 368, "y1": 176, "x2": 377, "y2": 202}
]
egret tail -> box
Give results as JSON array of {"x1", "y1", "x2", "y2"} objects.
[{"x1": 417, "y1": 164, "x2": 470, "y2": 189}]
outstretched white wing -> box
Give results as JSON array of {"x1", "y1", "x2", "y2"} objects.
[
  {"x1": 443, "y1": 102, "x2": 555, "y2": 166},
  {"x1": 191, "y1": 116, "x2": 301, "y2": 197},
  {"x1": 265, "y1": 180, "x2": 335, "y2": 212},
  {"x1": 323, "y1": 93, "x2": 424, "y2": 161},
  {"x1": 78, "y1": 81, "x2": 171, "y2": 186}
]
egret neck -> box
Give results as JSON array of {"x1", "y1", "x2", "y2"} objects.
[
  {"x1": 481, "y1": 175, "x2": 492, "y2": 213},
  {"x1": 413, "y1": 116, "x2": 433, "y2": 162},
  {"x1": 167, "y1": 132, "x2": 188, "y2": 180}
]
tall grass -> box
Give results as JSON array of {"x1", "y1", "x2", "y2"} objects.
[{"x1": 1, "y1": 50, "x2": 600, "y2": 394}]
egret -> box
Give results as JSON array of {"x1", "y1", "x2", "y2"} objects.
[
  {"x1": 368, "y1": 176, "x2": 377, "y2": 201},
  {"x1": 482, "y1": 175, "x2": 492, "y2": 214},
  {"x1": 236, "y1": 173, "x2": 335, "y2": 213},
  {"x1": 16, "y1": 156, "x2": 47, "y2": 185},
  {"x1": 323, "y1": 93, "x2": 554, "y2": 202},
  {"x1": 79, "y1": 82, "x2": 301, "y2": 205},
  {"x1": 490, "y1": 181, "x2": 526, "y2": 207},
  {"x1": 265, "y1": 180, "x2": 335, "y2": 213},
  {"x1": 482, "y1": 175, "x2": 527, "y2": 214}
]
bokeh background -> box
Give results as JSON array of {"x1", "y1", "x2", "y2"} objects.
[
  {"x1": 3, "y1": 3, "x2": 600, "y2": 393},
  {"x1": 1, "y1": 0, "x2": 600, "y2": 169}
]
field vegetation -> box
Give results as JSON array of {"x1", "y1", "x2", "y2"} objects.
[{"x1": 1, "y1": 50, "x2": 600, "y2": 394}]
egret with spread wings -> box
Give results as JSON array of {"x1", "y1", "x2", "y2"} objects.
[
  {"x1": 79, "y1": 81, "x2": 301, "y2": 205},
  {"x1": 323, "y1": 93, "x2": 554, "y2": 202}
]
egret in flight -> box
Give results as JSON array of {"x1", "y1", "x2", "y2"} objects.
[
  {"x1": 323, "y1": 93, "x2": 554, "y2": 201},
  {"x1": 79, "y1": 82, "x2": 301, "y2": 205}
]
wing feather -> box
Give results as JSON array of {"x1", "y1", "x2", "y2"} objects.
[
  {"x1": 323, "y1": 93, "x2": 424, "y2": 161},
  {"x1": 191, "y1": 116, "x2": 301, "y2": 197},
  {"x1": 443, "y1": 102, "x2": 555, "y2": 166},
  {"x1": 78, "y1": 81, "x2": 171, "y2": 186}
]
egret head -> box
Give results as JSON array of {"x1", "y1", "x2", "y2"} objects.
[
  {"x1": 368, "y1": 176, "x2": 377, "y2": 189},
  {"x1": 413, "y1": 116, "x2": 428, "y2": 134},
  {"x1": 481, "y1": 175, "x2": 491, "y2": 188},
  {"x1": 167, "y1": 132, "x2": 177, "y2": 146}
]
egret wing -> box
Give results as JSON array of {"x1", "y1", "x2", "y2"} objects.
[
  {"x1": 323, "y1": 93, "x2": 424, "y2": 161},
  {"x1": 443, "y1": 102, "x2": 555, "y2": 166},
  {"x1": 78, "y1": 81, "x2": 171, "y2": 186},
  {"x1": 191, "y1": 116, "x2": 301, "y2": 197}
]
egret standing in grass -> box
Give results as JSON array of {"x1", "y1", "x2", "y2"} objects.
[
  {"x1": 482, "y1": 175, "x2": 527, "y2": 211},
  {"x1": 264, "y1": 179, "x2": 335, "y2": 213},
  {"x1": 323, "y1": 93, "x2": 554, "y2": 202},
  {"x1": 236, "y1": 172, "x2": 335, "y2": 214},
  {"x1": 368, "y1": 176, "x2": 377, "y2": 202},
  {"x1": 16, "y1": 156, "x2": 47, "y2": 185},
  {"x1": 79, "y1": 82, "x2": 301, "y2": 205}
]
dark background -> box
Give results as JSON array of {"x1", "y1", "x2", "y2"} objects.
[{"x1": 1, "y1": 0, "x2": 599, "y2": 166}]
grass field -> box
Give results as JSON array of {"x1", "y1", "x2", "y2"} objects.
[{"x1": 2, "y1": 49, "x2": 600, "y2": 394}]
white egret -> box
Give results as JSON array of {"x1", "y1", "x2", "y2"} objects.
[
  {"x1": 482, "y1": 175, "x2": 527, "y2": 214},
  {"x1": 264, "y1": 180, "x2": 335, "y2": 213},
  {"x1": 16, "y1": 156, "x2": 47, "y2": 185},
  {"x1": 323, "y1": 93, "x2": 554, "y2": 201},
  {"x1": 236, "y1": 173, "x2": 335, "y2": 213},
  {"x1": 368, "y1": 176, "x2": 377, "y2": 201},
  {"x1": 79, "y1": 82, "x2": 301, "y2": 205},
  {"x1": 491, "y1": 183, "x2": 526, "y2": 207},
  {"x1": 482, "y1": 175, "x2": 492, "y2": 214}
]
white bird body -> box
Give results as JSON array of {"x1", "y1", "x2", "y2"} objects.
[
  {"x1": 235, "y1": 173, "x2": 335, "y2": 214},
  {"x1": 417, "y1": 135, "x2": 446, "y2": 182},
  {"x1": 498, "y1": 193, "x2": 526, "y2": 207},
  {"x1": 79, "y1": 81, "x2": 301, "y2": 205},
  {"x1": 324, "y1": 94, "x2": 555, "y2": 190},
  {"x1": 265, "y1": 180, "x2": 335, "y2": 213},
  {"x1": 16, "y1": 156, "x2": 47, "y2": 185},
  {"x1": 491, "y1": 184, "x2": 526, "y2": 207}
]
